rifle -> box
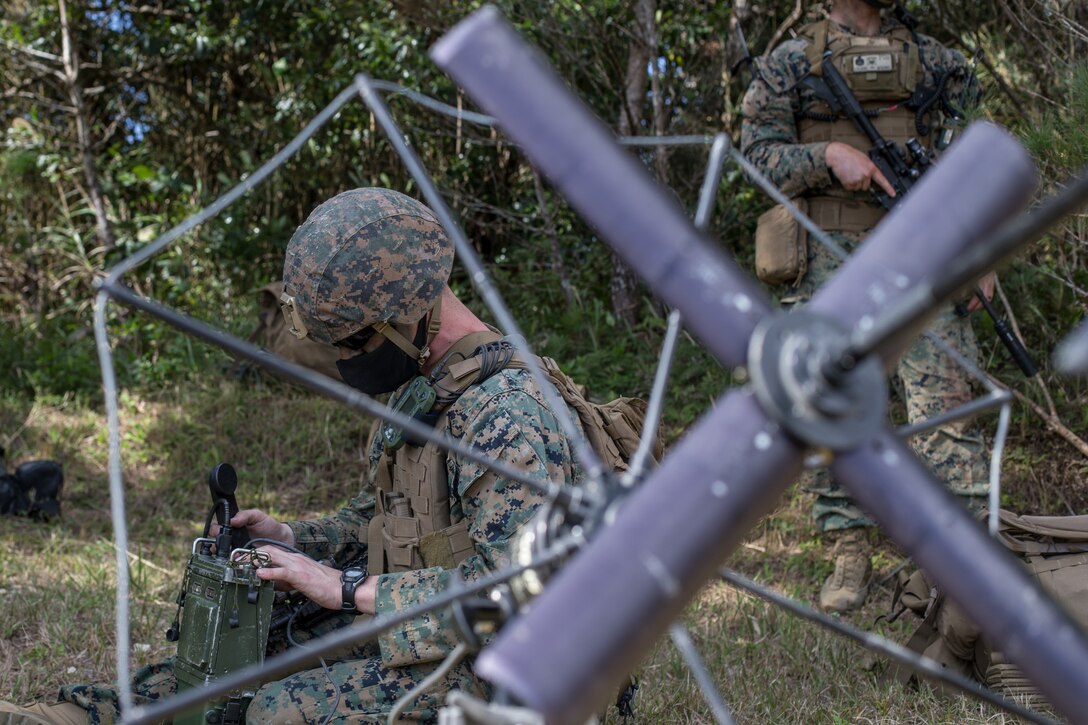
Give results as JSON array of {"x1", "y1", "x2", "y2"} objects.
[
  {"x1": 814, "y1": 50, "x2": 933, "y2": 211},
  {"x1": 810, "y1": 51, "x2": 1038, "y2": 377}
]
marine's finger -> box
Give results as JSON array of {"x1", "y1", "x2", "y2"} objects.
[
  {"x1": 254, "y1": 545, "x2": 295, "y2": 568},
  {"x1": 872, "y1": 167, "x2": 896, "y2": 198},
  {"x1": 230, "y1": 509, "x2": 263, "y2": 527},
  {"x1": 256, "y1": 563, "x2": 290, "y2": 581},
  {"x1": 254, "y1": 565, "x2": 297, "y2": 592}
]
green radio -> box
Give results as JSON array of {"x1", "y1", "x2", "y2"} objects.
[{"x1": 167, "y1": 463, "x2": 274, "y2": 725}]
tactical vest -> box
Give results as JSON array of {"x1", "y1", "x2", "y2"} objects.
[
  {"x1": 797, "y1": 19, "x2": 930, "y2": 232},
  {"x1": 366, "y1": 331, "x2": 497, "y2": 575},
  {"x1": 366, "y1": 331, "x2": 660, "y2": 575}
]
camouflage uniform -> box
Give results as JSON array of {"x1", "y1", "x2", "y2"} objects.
[
  {"x1": 252, "y1": 365, "x2": 583, "y2": 722},
  {"x1": 741, "y1": 16, "x2": 988, "y2": 532}
]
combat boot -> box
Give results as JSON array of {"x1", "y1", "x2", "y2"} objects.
[
  {"x1": 4, "y1": 473, "x2": 34, "y2": 517},
  {"x1": 0, "y1": 700, "x2": 88, "y2": 725},
  {"x1": 819, "y1": 529, "x2": 872, "y2": 613},
  {"x1": 0, "y1": 448, "x2": 41, "y2": 517}
]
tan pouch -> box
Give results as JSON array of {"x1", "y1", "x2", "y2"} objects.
[{"x1": 754, "y1": 200, "x2": 808, "y2": 285}]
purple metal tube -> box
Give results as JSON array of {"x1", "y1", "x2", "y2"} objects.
[
  {"x1": 833, "y1": 436, "x2": 1088, "y2": 722},
  {"x1": 809, "y1": 122, "x2": 1038, "y2": 364},
  {"x1": 475, "y1": 391, "x2": 803, "y2": 722},
  {"x1": 433, "y1": 6, "x2": 1088, "y2": 725},
  {"x1": 430, "y1": 6, "x2": 772, "y2": 370}
]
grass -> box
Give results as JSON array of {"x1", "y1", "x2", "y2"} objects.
[{"x1": 0, "y1": 375, "x2": 1077, "y2": 723}]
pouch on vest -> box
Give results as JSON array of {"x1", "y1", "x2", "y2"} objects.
[
  {"x1": 754, "y1": 199, "x2": 808, "y2": 286},
  {"x1": 371, "y1": 431, "x2": 475, "y2": 575},
  {"x1": 827, "y1": 36, "x2": 918, "y2": 103},
  {"x1": 801, "y1": 19, "x2": 918, "y2": 103}
]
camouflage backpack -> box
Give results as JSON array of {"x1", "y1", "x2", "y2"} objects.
[
  {"x1": 890, "y1": 509, "x2": 1088, "y2": 707},
  {"x1": 517, "y1": 354, "x2": 660, "y2": 472}
]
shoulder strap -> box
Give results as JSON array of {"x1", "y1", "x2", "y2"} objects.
[
  {"x1": 997, "y1": 509, "x2": 1088, "y2": 555},
  {"x1": 800, "y1": 19, "x2": 830, "y2": 75},
  {"x1": 432, "y1": 339, "x2": 659, "y2": 471},
  {"x1": 437, "y1": 329, "x2": 506, "y2": 368},
  {"x1": 885, "y1": 23, "x2": 916, "y2": 46},
  {"x1": 430, "y1": 330, "x2": 521, "y2": 404}
]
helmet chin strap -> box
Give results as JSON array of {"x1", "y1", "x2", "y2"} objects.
[{"x1": 371, "y1": 294, "x2": 443, "y2": 367}]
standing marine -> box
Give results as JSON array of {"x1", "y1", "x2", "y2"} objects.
[{"x1": 741, "y1": 0, "x2": 992, "y2": 613}]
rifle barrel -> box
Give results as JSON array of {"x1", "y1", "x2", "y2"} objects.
[{"x1": 973, "y1": 287, "x2": 1038, "y2": 377}]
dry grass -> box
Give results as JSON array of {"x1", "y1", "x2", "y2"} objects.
[{"x1": 0, "y1": 383, "x2": 1074, "y2": 723}]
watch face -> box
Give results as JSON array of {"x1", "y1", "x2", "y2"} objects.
[
  {"x1": 342, "y1": 566, "x2": 366, "y2": 582},
  {"x1": 341, "y1": 565, "x2": 366, "y2": 612}
]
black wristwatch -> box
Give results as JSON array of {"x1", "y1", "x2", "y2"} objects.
[{"x1": 340, "y1": 565, "x2": 368, "y2": 613}]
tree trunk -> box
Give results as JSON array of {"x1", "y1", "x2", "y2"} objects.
[
  {"x1": 722, "y1": 0, "x2": 754, "y2": 133},
  {"x1": 59, "y1": 0, "x2": 115, "y2": 250},
  {"x1": 611, "y1": 0, "x2": 657, "y2": 327},
  {"x1": 533, "y1": 170, "x2": 574, "y2": 306}
]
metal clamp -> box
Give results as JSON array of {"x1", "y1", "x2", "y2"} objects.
[{"x1": 748, "y1": 311, "x2": 887, "y2": 450}]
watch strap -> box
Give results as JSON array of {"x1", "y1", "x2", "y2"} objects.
[{"x1": 341, "y1": 568, "x2": 367, "y2": 613}]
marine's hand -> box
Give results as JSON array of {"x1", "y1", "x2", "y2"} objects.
[
  {"x1": 254, "y1": 547, "x2": 340, "y2": 607},
  {"x1": 209, "y1": 508, "x2": 295, "y2": 546},
  {"x1": 967, "y1": 272, "x2": 998, "y2": 313},
  {"x1": 825, "y1": 142, "x2": 896, "y2": 198},
  {"x1": 254, "y1": 548, "x2": 377, "y2": 614}
]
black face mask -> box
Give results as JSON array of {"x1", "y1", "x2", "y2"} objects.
[{"x1": 336, "y1": 323, "x2": 427, "y2": 396}]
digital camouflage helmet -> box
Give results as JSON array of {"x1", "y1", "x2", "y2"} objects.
[{"x1": 280, "y1": 188, "x2": 454, "y2": 354}]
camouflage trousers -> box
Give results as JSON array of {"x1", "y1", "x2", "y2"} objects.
[
  {"x1": 787, "y1": 230, "x2": 990, "y2": 533},
  {"x1": 57, "y1": 610, "x2": 489, "y2": 724}
]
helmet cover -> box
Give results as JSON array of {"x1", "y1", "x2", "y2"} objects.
[{"x1": 282, "y1": 188, "x2": 454, "y2": 345}]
